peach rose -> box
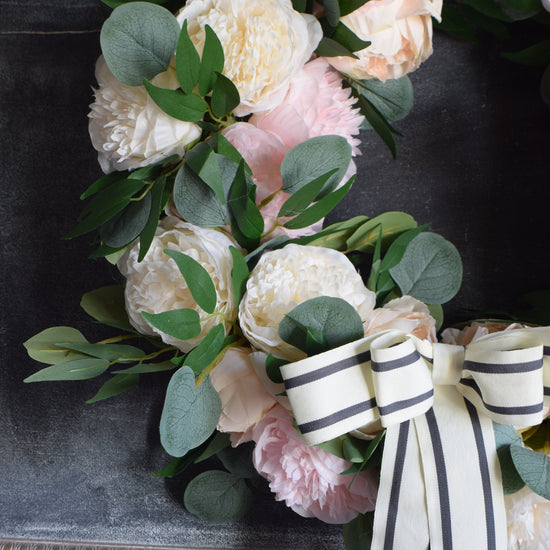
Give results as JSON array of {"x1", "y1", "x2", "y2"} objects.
[
  {"x1": 363, "y1": 295, "x2": 437, "y2": 341},
  {"x1": 210, "y1": 347, "x2": 277, "y2": 446},
  {"x1": 441, "y1": 321, "x2": 528, "y2": 347},
  {"x1": 326, "y1": 0, "x2": 442, "y2": 81}
]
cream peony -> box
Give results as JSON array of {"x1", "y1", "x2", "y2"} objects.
[
  {"x1": 176, "y1": 0, "x2": 322, "y2": 116},
  {"x1": 363, "y1": 295, "x2": 437, "y2": 341},
  {"x1": 505, "y1": 485, "x2": 550, "y2": 550},
  {"x1": 118, "y1": 216, "x2": 237, "y2": 352},
  {"x1": 252, "y1": 405, "x2": 378, "y2": 523},
  {"x1": 238, "y1": 244, "x2": 376, "y2": 360},
  {"x1": 326, "y1": 0, "x2": 443, "y2": 81},
  {"x1": 210, "y1": 347, "x2": 277, "y2": 446},
  {"x1": 441, "y1": 321, "x2": 528, "y2": 346},
  {"x1": 88, "y1": 57, "x2": 201, "y2": 174}
]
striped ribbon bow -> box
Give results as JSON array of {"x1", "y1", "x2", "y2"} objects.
[{"x1": 280, "y1": 327, "x2": 550, "y2": 550}]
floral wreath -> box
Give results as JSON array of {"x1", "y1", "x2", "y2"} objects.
[{"x1": 23, "y1": 1, "x2": 550, "y2": 549}]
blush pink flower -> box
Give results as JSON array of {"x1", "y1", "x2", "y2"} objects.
[
  {"x1": 363, "y1": 295, "x2": 437, "y2": 342},
  {"x1": 249, "y1": 58, "x2": 364, "y2": 155},
  {"x1": 441, "y1": 321, "x2": 528, "y2": 346},
  {"x1": 210, "y1": 347, "x2": 277, "y2": 446},
  {"x1": 252, "y1": 405, "x2": 377, "y2": 523}
]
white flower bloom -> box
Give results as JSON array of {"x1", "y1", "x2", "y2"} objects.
[
  {"x1": 118, "y1": 216, "x2": 237, "y2": 352},
  {"x1": 88, "y1": 56, "x2": 201, "y2": 173},
  {"x1": 326, "y1": 0, "x2": 442, "y2": 81},
  {"x1": 238, "y1": 244, "x2": 376, "y2": 360},
  {"x1": 505, "y1": 485, "x2": 550, "y2": 550},
  {"x1": 176, "y1": 0, "x2": 322, "y2": 116}
]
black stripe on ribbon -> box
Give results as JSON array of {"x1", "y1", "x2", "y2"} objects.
[
  {"x1": 420, "y1": 352, "x2": 433, "y2": 364},
  {"x1": 371, "y1": 350, "x2": 422, "y2": 372},
  {"x1": 298, "y1": 398, "x2": 377, "y2": 435},
  {"x1": 545, "y1": 386, "x2": 550, "y2": 396},
  {"x1": 425, "y1": 408, "x2": 453, "y2": 550},
  {"x1": 459, "y1": 378, "x2": 543, "y2": 415},
  {"x1": 464, "y1": 399, "x2": 496, "y2": 550},
  {"x1": 544, "y1": 346, "x2": 550, "y2": 356},
  {"x1": 463, "y1": 358, "x2": 543, "y2": 374},
  {"x1": 378, "y1": 389, "x2": 434, "y2": 417},
  {"x1": 284, "y1": 350, "x2": 371, "y2": 389},
  {"x1": 384, "y1": 422, "x2": 410, "y2": 550}
]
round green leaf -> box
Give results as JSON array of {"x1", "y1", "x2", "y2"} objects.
[
  {"x1": 80, "y1": 285, "x2": 134, "y2": 332},
  {"x1": 184, "y1": 470, "x2": 253, "y2": 523},
  {"x1": 389, "y1": 232, "x2": 463, "y2": 304},
  {"x1": 510, "y1": 443, "x2": 550, "y2": 499},
  {"x1": 100, "y1": 2, "x2": 180, "y2": 86}
]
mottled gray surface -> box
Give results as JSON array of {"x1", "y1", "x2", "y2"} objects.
[{"x1": 0, "y1": 1, "x2": 549, "y2": 548}]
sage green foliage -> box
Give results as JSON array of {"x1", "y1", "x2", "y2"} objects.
[
  {"x1": 389, "y1": 232, "x2": 463, "y2": 304},
  {"x1": 229, "y1": 246, "x2": 249, "y2": 306},
  {"x1": 159, "y1": 366, "x2": 221, "y2": 457},
  {"x1": 218, "y1": 442, "x2": 259, "y2": 479},
  {"x1": 143, "y1": 81, "x2": 208, "y2": 122},
  {"x1": 184, "y1": 470, "x2": 253, "y2": 523},
  {"x1": 183, "y1": 324, "x2": 226, "y2": 376},
  {"x1": 265, "y1": 354, "x2": 287, "y2": 384},
  {"x1": 344, "y1": 512, "x2": 375, "y2": 550},
  {"x1": 498, "y1": 446, "x2": 526, "y2": 494},
  {"x1": 24, "y1": 358, "x2": 110, "y2": 383},
  {"x1": 176, "y1": 20, "x2": 201, "y2": 94},
  {"x1": 142, "y1": 309, "x2": 201, "y2": 340},
  {"x1": 80, "y1": 285, "x2": 134, "y2": 332},
  {"x1": 138, "y1": 176, "x2": 167, "y2": 261},
  {"x1": 211, "y1": 73, "x2": 240, "y2": 118},
  {"x1": 24, "y1": 326, "x2": 89, "y2": 365},
  {"x1": 510, "y1": 444, "x2": 550, "y2": 500},
  {"x1": 341, "y1": 431, "x2": 385, "y2": 475},
  {"x1": 164, "y1": 249, "x2": 217, "y2": 313},
  {"x1": 279, "y1": 296, "x2": 364, "y2": 356},
  {"x1": 100, "y1": 2, "x2": 180, "y2": 86},
  {"x1": 86, "y1": 373, "x2": 140, "y2": 403}
]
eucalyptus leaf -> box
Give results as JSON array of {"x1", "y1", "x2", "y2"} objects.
[
  {"x1": 142, "y1": 308, "x2": 201, "y2": 340},
  {"x1": 24, "y1": 358, "x2": 110, "y2": 383},
  {"x1": 211, "y1": 72, "x2": 240, "y2": 118},
  {"x1": 292, "y1": 215, "x2": 369, "y2": 250},
  {"x1": 184, "y1": 470, "x2": 253, "y2": 523},
  {"x1": 265, "y1": 354, "x2": 287, "y2": 384},
  {"x1": 279, "y1": 296, "x2": 364, "y2": 356},
  {"x1": 281, "y1": 135, "x2": 351, "y2": 196},
  {"x1": 427, "y1": 304, "x2": 444, "y2": 331},
  {"x1": 497, "y1": 446, "x2": 526, "y2": 494},
  {"x1": 159, "y1": 366, "x2": 221, "y2": 457},
  {"x1": 344, "y1": 512, "x2": 375, "y2": 550},
  {"x1": 184, "y1": 324, "x2": 226, "y2": 376},
  {"x1": 496, "y1": 0, "x2": 541, "y2": 20},
  {"x1": 210, "y1": 133, "x2": 251, "y2": 173},
  {"x1": 24, "y1": 326, "x2": 88, "y2": 365},
  {"x1": 173, "y1": 163, "x2": 229, "y2": 226},
  {"x1": 357, "y1": 76, "x2": 414, "y2": 128},
  {"x1": 198, "y1": 25, "x2": 225, "y2": 96},
  {"x1": 176, "y1": 20, "x2": 201, "y2": 94},
  {"x1": 510, "y1": 444, "x2": 550, "y2": 499},
  {"x1": 164, "y1": 249, "x2": 217, "y2": 313},
  {"x1": 217, "y1": 442, "x2": 259, "y2": 478},
  {"x1": 100, "y1": 193, "x2": 151, "y2": 248},
  {"x1": 186, "y1": 143, "x2": 225, "y2": 202},
  {"x1": 56, "y1": 342, "x2": 145, "y2": 362},
  {"x1": 86, "y1": 373, "x2": 140, "y2": 403},
  {"x1": 144, "y1": 81, "x2": 208, "y2": 122},
  {"x1": 100, "y1": 2, "x2": 180, "y2": 86},
  {"x1": 80, "y1": 172, "x2": 127, "y2": 200},
  {"x1": 494, "y1": 422, "x2": 523, "y2": 449},
  {"x1": 357, "y1": 95, "x2": 398, "y2": 158},
  {"x1": 113, "y1": 362, "x2": 176, "y2": 374},
  {"x1": 229, "y1": 246, "x2": 249, "y2": 306},
  {"x1": 389, "y1": 232, "x2": 463, "y2": 304},
  {"x1": 80, "y1": 285, "x2": 134, "y2": 332}
]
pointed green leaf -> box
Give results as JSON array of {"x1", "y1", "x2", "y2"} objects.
[
  {"x1": 24, "y1": 358, "x2": 110, "y2": 383},
  {"x1": 339, "y1": 0, "x2": 369, "y2": 16},
  {"x1": 344, "y1": 512, "x2": 375, "y2": 550},
  {"x1": 211, "y1": 72, "x2": 240, "y2": 118},
  {"x1": 217, "y1": 442, "x2": 259, "y2": 479},
  {"x1": 176, "y1": 20, "x2": 201, "y2": 93},
  {"x1": 81, "y1": 285, "x2": 134, "y2": 332},
  {"x1": 186, "y1": 142, "x2": 225, "y2": 202},
  {"x1": 322, "y1": 0, "x2": 341, "y2": 26},
  {"x1": 113, "y1": 362, "x2": 176, "y2": 374},
  {"x1": 229, "y1": 246, "x2": 249, "y2": 306},
  {"x1": 138, "y1": 176, "x2": 167, "y2": 261},
  {"x1": 144, "y1": 80, "x2": 208, "y2": 121},
  {"x1": 184, "y1": 324, "x2": 226, "y2": 375},
  {"x1": 100, "y1": 2, "x2": 180, "y2": 86},
  {"x1": 24, "y1": 326, "x2": 88, "y2": 365},
  {"x1": 164, "y1": 249, "x2": 217, "y2": 313},
  {"x1": 332, "y1": 22, "x2": 370, "y2": 53},
  {"x1": 159, "y1": 366, "x2": 221, "y2": 457},
  {"x1": 86, "y1": 373, "x2": 139, "y2": 403},
  {"x1": 210, "y1": 133, "x2": 252, "y2": 174},
  {"x1": 142, "y1": 308, "x2": 201, "y2": 340},
  {"x1": 198, "y1": 25, "x2": 225, "y2": 96},
  {"x1": 316, "y1": 36, "x2": 359, "y2": 58},
  {"x1": 56, "y1": 342, "x2": 145, "y2": 362},
  {"x1": 265, "y1": 354, "x2": 287, "y2": 384},
  {"x1": 358, "y1": 95, "x2": 398, "y2": 158},
  {"x1": 502, "y1": 40, "x2": 550, "y2": 67},
  {"x1": 80, "y1": 172, "x2": 127, "y2": 200}
]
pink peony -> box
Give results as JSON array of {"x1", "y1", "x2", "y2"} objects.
[
  {"x1": 210, "y1": 347, "x2": 277, "y2": 446},
  {"x1": 249, "y1": 58, "x2": 364, "y2": 155},
  {"x1": 222, "y1": 122, "x2": 354, "y2": 240},
  {"x1": 363, "y1": 295, "x2": 437, "y2": 342},
  {"x1": 252, "y1": 405, "x2": 377, "y2": 523}
]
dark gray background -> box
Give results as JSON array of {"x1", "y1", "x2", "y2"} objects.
[{"x1": 1, "y1": 1, "x2": 549, "y2": 548}]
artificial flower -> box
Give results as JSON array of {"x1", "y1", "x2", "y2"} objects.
[
  {"x1": 118, "y1": 216, "x2": 237, "y2": 352},
  {"x1": 176, "y1": 0, "x2": 322, "y2": 116},
  {"x1": 505, "y1": 484, "x2": 550, "y2": 550},
  {"x1": 210, "y1": 347, "x2": 277, "y2": 446},
  {"x1": 441, "y1": 321, "x2": 528, "y2": 346},
  {"x1": 326, "y1": 0, "x2": 443, "y2": 81},
  {"x1": 238, "y1": 243, "x2": 376, "y2": 360},
  {"x1": 249, "y1": 57, "x2": 364, "y2": 155},
  {"x1": 252, "y1": 405, "x2": 378, "y2": 524},
  {"x1": 88, "y1": 56, "x2": 201, "y2": 173},
  {"x1": 363, "y1": 295, "x2": 437, "y2": 341}
]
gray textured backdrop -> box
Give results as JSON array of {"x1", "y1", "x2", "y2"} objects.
[{"x1": 1, "y1": 1, "x2": 549, "y2": 548}]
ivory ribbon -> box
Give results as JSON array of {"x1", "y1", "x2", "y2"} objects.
[{"x1": 280, "y1": 327, "x2": 550, "y2": 550}]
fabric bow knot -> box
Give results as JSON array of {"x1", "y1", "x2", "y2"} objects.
[{"x1": 280, "y1": 327, "x2": 550, "y2": 550}]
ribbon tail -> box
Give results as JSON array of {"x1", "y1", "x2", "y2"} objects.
[
  {"x1": 372, "y1": 421, "x2": 430, "y2": 550},
  {"x1": 415, "y1": 386, "x2": 508, "y2": 550}
]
